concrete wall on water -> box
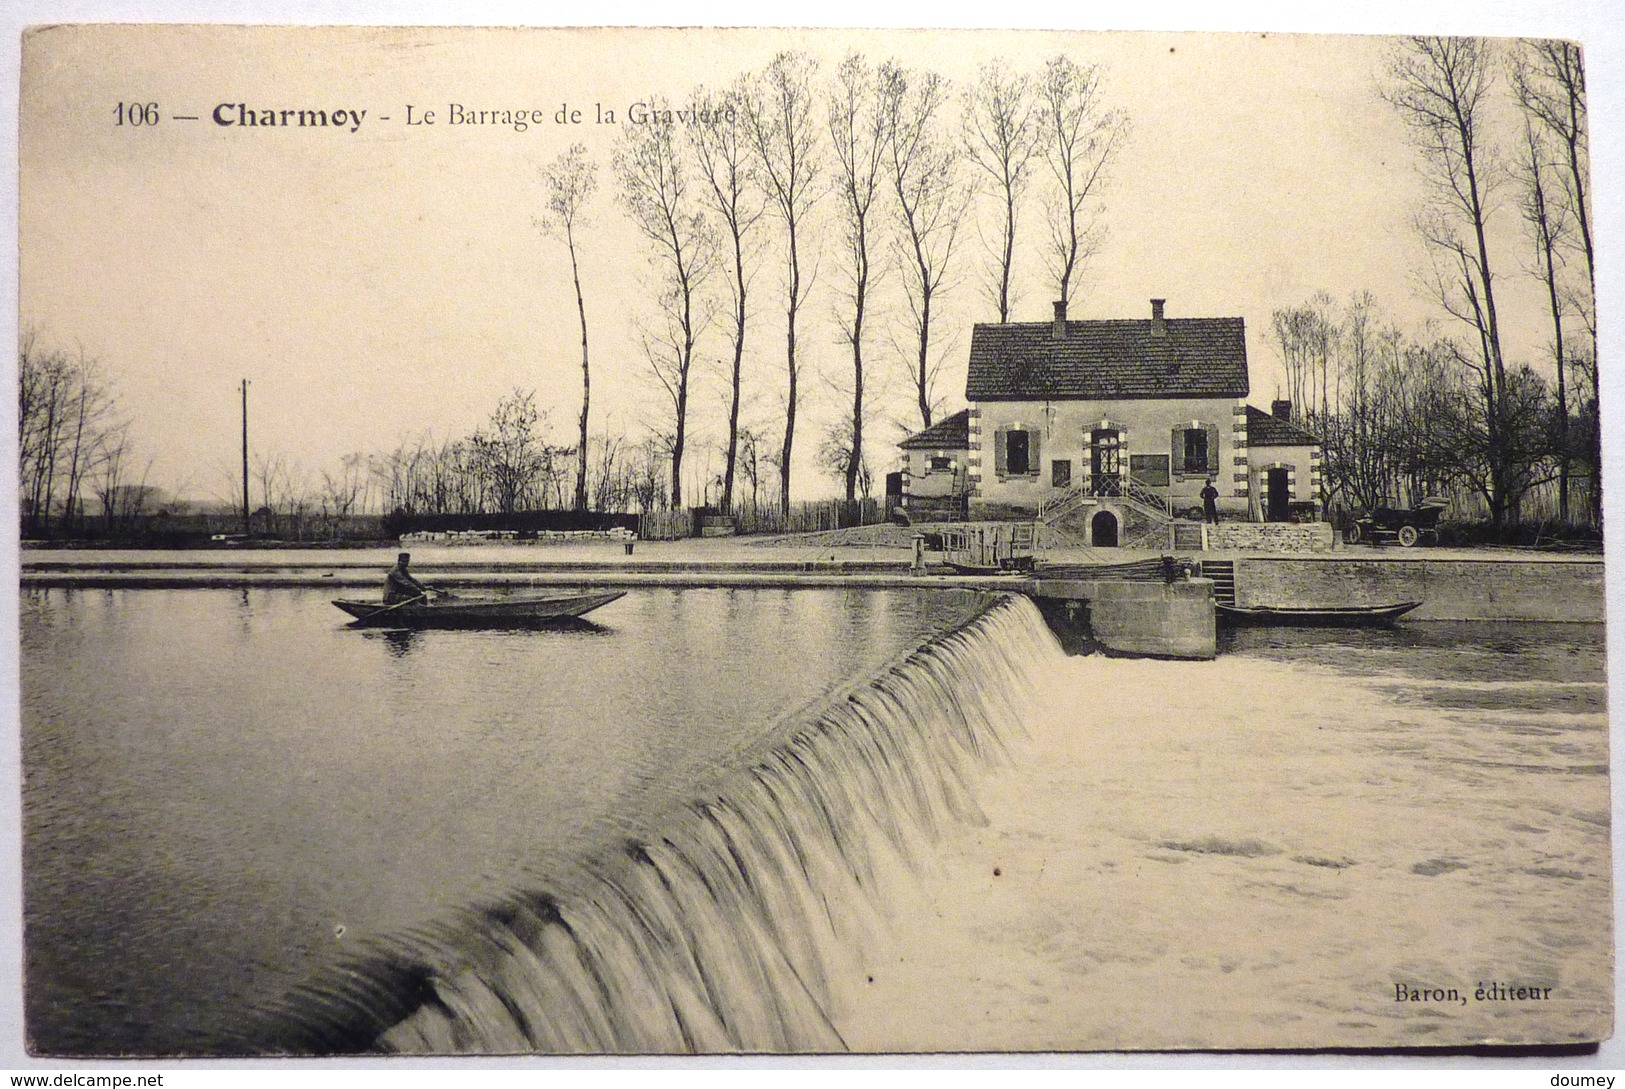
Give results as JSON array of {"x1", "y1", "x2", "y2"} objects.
[
  {"x1": 1234, "y1": 556, "x2": 1605, "y2": 622},
  {"x1": 1032, "y1": 577, "x2": 1216, "y2": 660}
]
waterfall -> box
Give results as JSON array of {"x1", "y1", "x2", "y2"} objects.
[{"x1": 251, "y1": 592, "x2": 1064, "y2": 1055}]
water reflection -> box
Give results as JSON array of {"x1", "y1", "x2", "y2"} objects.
[
  {"x1": 21, "y1": 585, "x2": 984, "y2": 1056},
  {"x1": 360, "y1": 619, "x2": 613, "y2": 658},
  {"x1": 375, "y1": 629, "x2": 422, "y2": 657}
]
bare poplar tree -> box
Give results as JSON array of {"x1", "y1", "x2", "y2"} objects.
[
  {"x1": 1514, "y1": 113, "x2": 1573, "y2": 520},
  {"x1": 1512, "y1": 41, "x2": 1593, "y2": 337},
  {"x1": 616, "y1": 102, "x2": 717, "y2": 509},
  {"x1": 740, "y1": 51, "x2": 822, "y2": 517},
  {"x1": 1513, "y1": 39, "x2": 1595, "y2": 520},
  {"x1": 826, "y1": 52, "x2": 889, "y2": 502},
  {"x1": 880, "y1": 61, "x2": 968, "y2": 431},
  {"x1": 962, "y1": 59, "x2": 1039, "y2": 322},
  {"x1": 1385, "y1": 36, "x2": 1515, "y2": 524},
  {"x1": 1035, "y1": 55, "x2": 1129, "y2": 307},
  {"x1": 538, "y1": 143, "x2": 598, "y2": 512},
  {"x1": 689, "y1": 80, "x2": 765, "y2": 515}
]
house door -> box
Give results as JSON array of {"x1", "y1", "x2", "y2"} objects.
[
  {"x1": 1266, "y1": 468, "x2": 1290, "y2": 522},
  {"x1": 1091, "y1": 429, "x2": 1121, "y2": 496},
  {"x1": 1091, "y1": 510, "x2": 1119, "y2": 547}
]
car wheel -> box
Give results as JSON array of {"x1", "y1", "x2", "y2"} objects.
[
  {"x1": 1345, "y1": 523, "x2": 1362, "y2": 544},
  {"x1": 1397, "y1": 525, "x2": 1420, "y2": 547}
]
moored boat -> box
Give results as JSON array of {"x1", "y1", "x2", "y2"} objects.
[
  {"x1": 332, "y1": 590, "x2": 625, "y2": 627},
  {"x1": 1215, "y1": 600, "x2": 1422, "y2": 626}
]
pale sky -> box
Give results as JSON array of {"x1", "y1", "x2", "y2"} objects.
[{"x1": 14, "y1": 15, "x2": 1613, "y2": 505}]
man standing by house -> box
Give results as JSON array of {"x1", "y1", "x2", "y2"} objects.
[{"x1": 1201, "y1": 477, "x2": 1221, "y2": 525}]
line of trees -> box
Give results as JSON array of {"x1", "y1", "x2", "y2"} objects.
[
  {"x1": 18, "y1": 331, "x2": 152, "y2": 538},
  {"x1": 1365, "y1": 36, "x2": 1595, "y2": 526},
  {"x1": 540, "y1": 49, "x2": 1127, "y2": 517},
  {"x1": 36, "y1": 39, "x2": 1595, "y2": 539},
  {"x1": 1273, "y1": 37, "x2": 1596, "y2": 531},
  {"x1": 22, "y1": 48, "x2": 1129, "y2": 539}
]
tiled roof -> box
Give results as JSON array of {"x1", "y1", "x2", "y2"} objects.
[
  {"x1": 899, "y1": 408, "x2": 971, "y2": 450},
  {"x1": 965, "y1": 318, "x2": 1249, "y2": 401},
  {"x1": 1246, "y1": 405, "x2": 1320, "y2": 446}
]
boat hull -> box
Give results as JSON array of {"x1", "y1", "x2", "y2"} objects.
[
  {"x1": 332, "y1": 590, "x2": 626, "y2": 627},
  {"x1": 1216, "y1": 601, "x2": 1422, "y2": 627}
]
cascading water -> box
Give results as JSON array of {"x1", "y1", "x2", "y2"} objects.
[{"x1": 250, "y1": 593, "x2": 1064, "y2": 1055}]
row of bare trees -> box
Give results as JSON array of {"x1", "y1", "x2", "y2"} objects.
[
  {"x1": 1371, "y1": 36, "x2": 1596, "y2": 526},
  {"x1": 360, "y1": 392, "x2": 782, "y2": 523},
  {"x1": 18, "y1": 331, "x2": 153, "y2": 538},
  {"x1": 25, "y1": 50, "x2": 1131, "y2": 536},
  {"x1": 1275, "y1": 291, "x2": 1594, "y2": 524},
  {"x1": 1271, "y1": 38, "x2": 1596, "y2": 530},
  {"x1": 535, "y1": 49, "x2": 1128, "y2": 519},
  {"x1": 12, "y1": 339, "x2": 785, "y2": 539}
]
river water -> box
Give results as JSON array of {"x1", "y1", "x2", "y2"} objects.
[
  {"x1": 19, "y1": 585, "x2": 988, "y2": 1055},
  {"x1": 837, "y1": 620, "x2": 1613, "y2": 1051},
  {"x1": 19, "y1": 587, "x2": 1612, "y2": 1055}
]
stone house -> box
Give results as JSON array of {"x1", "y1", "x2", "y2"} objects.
[
  {"x1": 896, "y1": 409, "x2": 971, "y2": 521},
  {"x1": 1243, "y1": 401, "x2": 1323, "y2": 523},
  {"x1": 896, "y1": 298, "x2": 1325, "y2": 548}
]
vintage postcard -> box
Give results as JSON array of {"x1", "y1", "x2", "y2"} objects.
[{"x1": 12, "y1": 20, "x2": 1614, "y2": 1060}]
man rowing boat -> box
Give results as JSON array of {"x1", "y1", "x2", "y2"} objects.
[{"x1": 383, "y1": 552, "x2": 442, "y2": 605}]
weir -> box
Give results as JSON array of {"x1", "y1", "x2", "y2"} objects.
[{"x1": 247, "y1": 593, "x2": 1065, "y2": 1055}]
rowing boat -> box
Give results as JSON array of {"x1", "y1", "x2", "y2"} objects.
[
  {"x1": 1215, "y1": 601, "x2": 1422, "y2": 626},
  {"x1": 332, "y1": 590, "x2": 626, "y2": 627}
]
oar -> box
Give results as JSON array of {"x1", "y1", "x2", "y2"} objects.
[{"x1": 355, "y1": 593, "x2": 427, "y2": 623}]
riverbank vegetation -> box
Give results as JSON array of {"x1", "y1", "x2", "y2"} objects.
[{"x1": 1277, "y1": 40, "x2": 1597, "y2": 537}]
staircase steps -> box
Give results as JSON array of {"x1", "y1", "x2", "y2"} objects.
[
  {"x1": 1171, "y1": 521, "x2": 1206, "y2": 551},
  {"x1": 1201, "y1": 558, "x2": 1237, "y2": 606}
]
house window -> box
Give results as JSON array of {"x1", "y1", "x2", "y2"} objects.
[
  {"x1": 994, "y1": 427, "x2": 1040, "y2": 478},
  {"x1": 1006, "y1": 430, "x2": 1031, "y2": 475},
  {"x1": 1183, "y1": 428, "x2": 1209, "y2": 474},
  {"x1": 927, "y1": 455, "x2": 953, "y2": 472},
  {"x1": 1171, "y1": 423, "x2": 1219, "y2": 478},
  {"x1": 1052, "y1": 460, "x2": 1072, "y2": 489}
]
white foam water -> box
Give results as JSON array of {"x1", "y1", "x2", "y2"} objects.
[{"x1": 254, "y1": 594, "x2": 1063, "y2": 1054}]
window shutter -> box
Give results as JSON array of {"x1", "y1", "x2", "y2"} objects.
[
  {"x1": 1171, "y1": 426, "x2": 1184, "y2": 477},
  {"x1": 1205, "y1": 422, "x2": 1221, "y2": 473},
  {"x1": 1028, "y1": 429, "x2": 1042, "y2": 475},
  {"x1": 993, "y1": 427, "x2": 1008, "y2": 476}
]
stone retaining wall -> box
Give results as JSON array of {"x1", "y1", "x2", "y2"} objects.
[
  {"x1": 1207, "y1": 522, "x2": 1335, "y2": 553},
  {"x1": 1031, "y1": 577, "x2": 1216, "y2": 659}
]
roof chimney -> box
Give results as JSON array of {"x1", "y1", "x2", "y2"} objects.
[
  {"x1": 1052, "y1": 300, "x2": 1067, "y2": 340},
  {"x1": 1272, "y1": 399, "x2": 1293, "y2": 420},
  {"x1": 1150, "y1": 298, "x2": 1166, "y2": 337}
]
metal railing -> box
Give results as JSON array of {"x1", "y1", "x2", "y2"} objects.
[
  {"x1": 1039, "y1": 475, "x2": 1174, "y2": 525},
  {"x1": 1125, "y1": 476, "x2": 1173, "y2": 517}
]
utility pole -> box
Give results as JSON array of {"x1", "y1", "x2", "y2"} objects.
[{"x1": 241, "y1": 379, "x2": 250, "y2": 537}]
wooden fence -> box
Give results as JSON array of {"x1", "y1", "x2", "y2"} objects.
[{"x1": 637, "y1": 498, "x2": 890, "y2": 540}]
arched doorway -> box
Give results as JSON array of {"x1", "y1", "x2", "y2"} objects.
[{"x1": 1091, "y1": 510, "x2": 1119, "y2": 547}]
